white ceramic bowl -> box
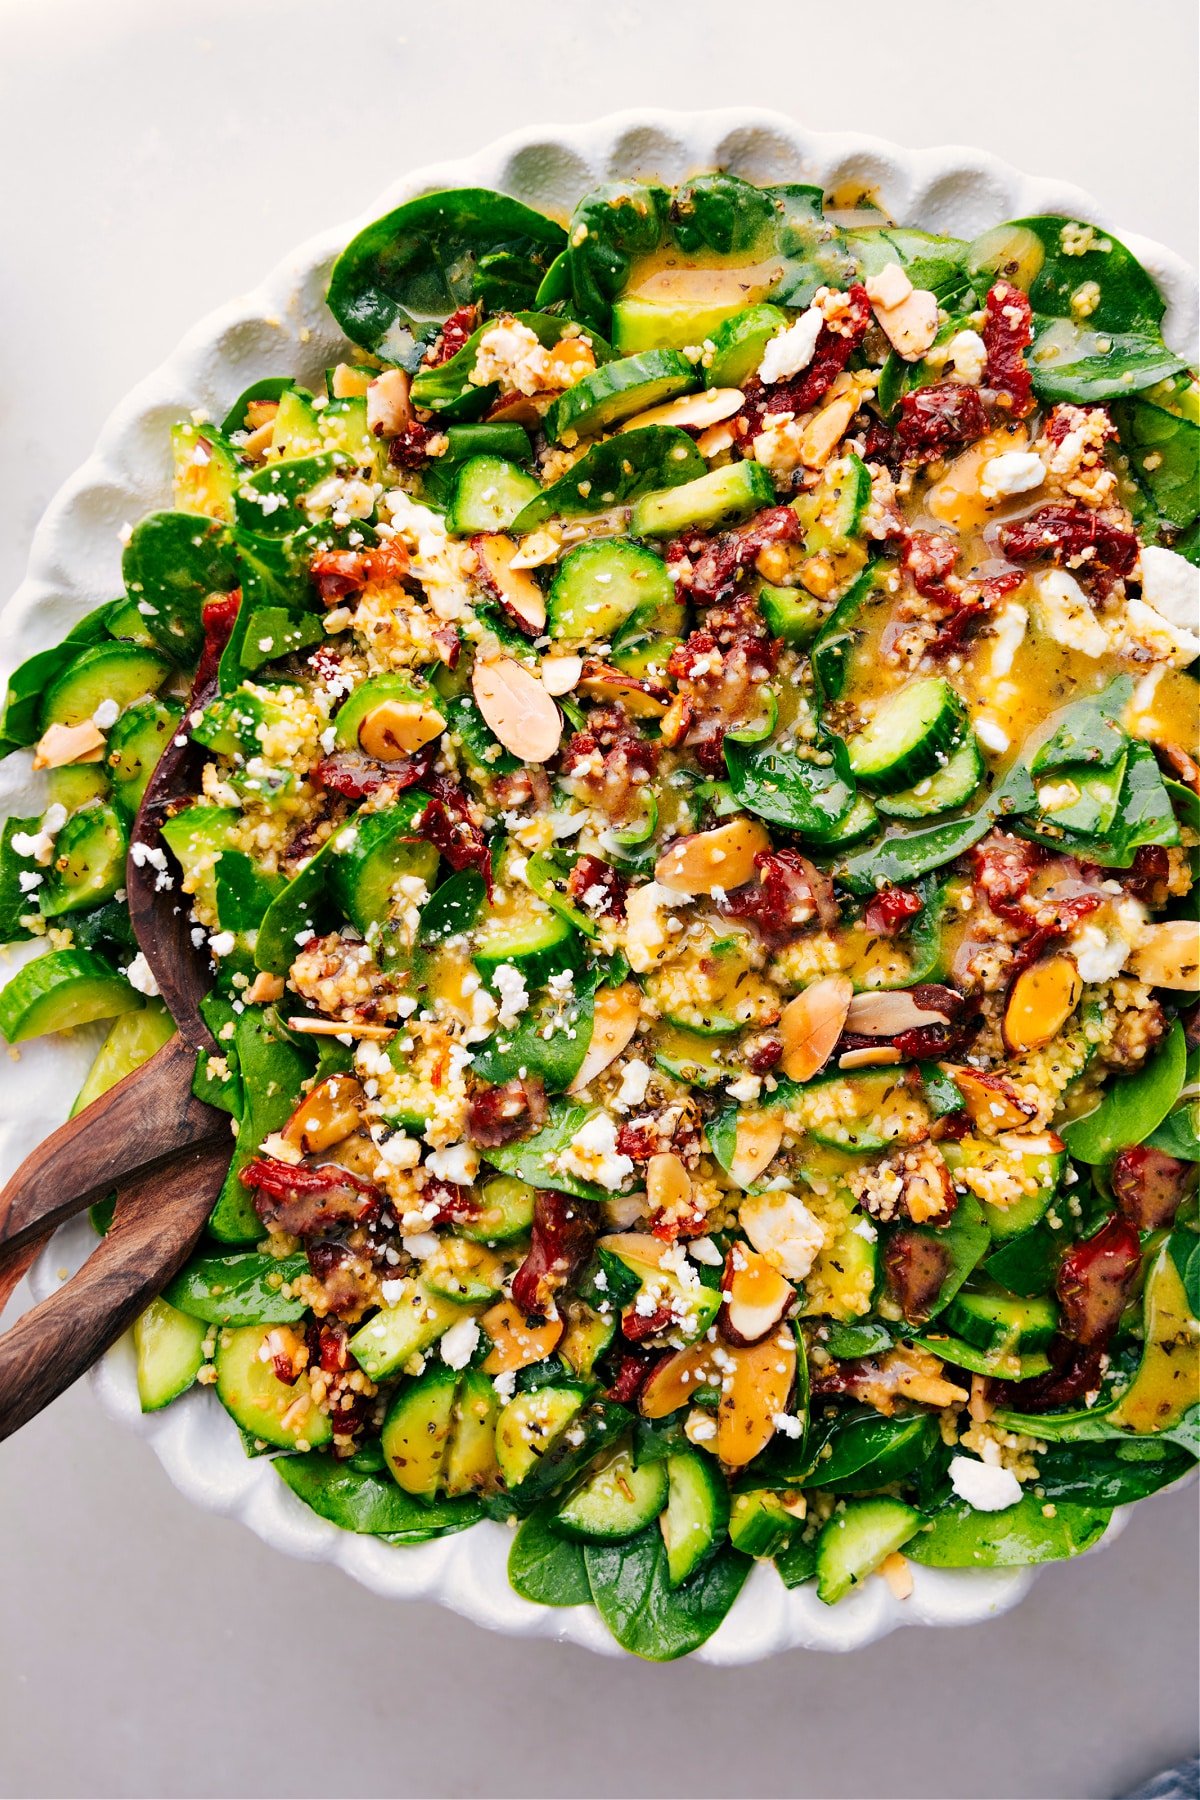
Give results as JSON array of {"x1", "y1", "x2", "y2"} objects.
[{"x1": 6, "y1": 109, "x2": 1197, "y2": 1662}]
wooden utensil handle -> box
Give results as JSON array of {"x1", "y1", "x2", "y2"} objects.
[
  {"x1": 0, "y1": 1033, "x2": 225, "y2": 1275},
  {"x1": 0, "y1": 1137, "x2": 230, "y2": 1442}
]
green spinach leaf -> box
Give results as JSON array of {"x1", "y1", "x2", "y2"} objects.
[
  {"x1": 483, "y1": 1100, "x2": 610, "y2": 1200},
  {"x1": 164, "y1": 1250, "x2": 309, "y2": 1326},
  {"x1": 278, "y1": 1452, "x2": 482, "y2": 1542},
  {"x1": 471, "y1": 966, "x2": 599, "y2": 1094},
  {"x1": 511, "y1": 426, "x2": 704, "y2": 530},
  {"x1": 584, "y1": 1528, "x2": 750, "y2": 1661},
  {"x1": 508, "y1": 1503, "x2": 592, "y2": 1606},
  {"x1": 907, "y1": 1493, "x2": 1112, "y2": 1567},
  {"x1": 1063, "y1": 1020, "x2": 1186, "y2": 1164},
  {"x1": 122, "y1": 511, "x2": 239, "y2": 662}
]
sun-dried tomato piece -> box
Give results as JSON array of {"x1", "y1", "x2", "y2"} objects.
[
  {"x1": 1120, "y1": 844, "x2": 1172, "y2": 904},
  {"x1": 466, "y1": 1075, "x2": 547, "y2": 1149},
  {"x1": 621, "y1": 1303, "x2": 674, "y2": 1344},
  {"x1": 864, "y1": 886, "x2": 925, "y2": 938},
  {"x1": 422, "y1": 1177, "x2": 483, "y2": 1227},
  {"x1": 195, "y1": 590, "x2": 241, "y2": 693},
  {"x1": 510, "y1": 1190, "x2": 596, "y2": 1320},
  {"x1": 722, "y1": 848, "x2": 839, "y2": 947},
  {"x1": 901, "y1": 530, "x2": 959, "y2": 606},
  {"x1": 306, "y1": 1318, "x2": 350, "y2": 1376},
  {"x1": 1111, "y1": 1146, "x2": 1193, "y2": 1232},
  {"x1": 605, "y1": 1351, "x2": 660, "y2": 1405},
  {"x1": 426, "y1": 303, "x2": 478, "y2": 368},
  {"x1": 560, "y1": 707, "x2": 659, "y2": 825},
  {"x1": 388, "y1": 418, "x2": 440, "y2": 469},
  {"x1": 982, "y1": 281, "x2": 1034, "y2": 417},
  {"x1": 739, "y1": 286, "x2": 872, "y2": 437},
  {"x1": 882, "y1": 1229, "x2": 952, "y2": 1323},
  {"x1": 971, "y1": 831, "x2": 1044, "y2": 927},
  {"x1": 241, "y1": 1157, "x2": 381, "y2": 1237},
  {"x1": 663, "y1": 595, "x2": 780, "y2": 774},
  {"x1": 991, "y1": 1338, "x2": 1106, "y2": 1413},
  {"x1": 313, "y1": 745, "x2": 436, "y2": 800},
  {"x1": 896, "y1": 382, "x2": 989, "y2": 464},
  {"x1": 310, "y1": 539, "x2": 411, "y2": 605},
  {"x1": 742, "y1": 1034, "x2": 783, "y2": 1074},
  {"x1": 1056, "y1": 1216, "x2": 1142, "y2": 1347},
  {"x1": 666, "y1": 506, "x2": 802, "y2": 605},
  {"x1": 418, "y1": 776, "x2": 493, "y2": 893},
  {"x1": 566, "y1": 853, "x2": 629, "y2": 921},
  {"x1": 998, "y1": 504, "x2": 1138, "y2": 580}
]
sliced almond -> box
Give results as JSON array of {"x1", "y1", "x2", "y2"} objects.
[
  {"x1": 597, "y1": 1230, "x2": 668, "y2": 1271},
  {"x1": 244, "y1": 971, "x2": 285, "y2": 1005},
  {"x1": 717, "y1": 1329, "x2": 797, "y2": 1468},
  {"x1": 727, "y1": 1109, "x2": 785, "y2": 1188},
  {"x1": 838, "y1": 1045, "x2": 904, "y2": 1069},
  {"x1": 480, "y1": 1298, "x2": 563, "y2": 1374},
  {"x1": 31, "y1": 720, "x2": 107, "y2": 770},
  {"x1": 1125, "y1": 919, "x2": 1200, "y2": 990},
  {"x1": 946, "y1": 1065, "x2": 1036, "y2": 1134},
  {"x1": 540, "y1": 653, "x2": 583, "y2": 697},
  {"x1": 844, "y1": 989, "x2": 953, "y2": 1037},
  {"x1": 566, "y1": 982, "x2": 642, "y2": 1094},
  {"x1": 798, "y1": 385, "x2": 859, "y2": 469},
  {"x1": 366, "y1": 367, "x2": 413, "y2": 437},
  {"x1": 544, "y1": 337, "x2": 597, "y2": 386},
  {"x1": 720, "y1": 1247, "x2": 794, "y2": 1347},
  {"x1": 357, "y1": 697, "x2": 445, "y2": 760},
  {"x1": 1003, "y1": 954, "x2": 1083, "y2": 1054},
  {"x1": 282, "y1": 1073, "x2": 365, "y2": 1155},
  {"x1": 640, "y1": 1342, "x2": 720, "y2": 1419},
  {"x1": 646, "y1": 1152, "x2": 691, "y2": 1217},
  {"x1": 779, "y1": 975, "x2": 853, "y2": 1082},
  {"x1": 879, "y1": 1551, "x2": 914, "y2": 1600},
  {"x1": 873, "y1": 287, "x2": 939, "y2": 361},
  {"x1": 284, "y1": 1016, "x2": 394, "y2": 1041},
  {"x1": 577, "y1": 660, "x2": 669, "y2": 718},
  {"x1": 471, "y1": 656, "x2": 562, "y2": 763},
  {"x1": 655, "y1": 818, "x2": 771, "y2": 896},
  {"x1": 331, "y1": 362, "x2": 373, "y2": 400},
  {"x1": 865, "y1": 262, "x2": 914, "y2": 310},
  {"x1": 472, "y1": 533, "x2": 547, "y2": 634},
  {"x1": 618, "y1": 388, "x2": 745, "y2": 434},
  {"x1": 245, "y1": 398, "x2": 280, "y2": 430}
]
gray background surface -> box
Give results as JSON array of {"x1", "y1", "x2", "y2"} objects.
[{"x1": 0, "y1": 2, "x2": 1197, "y2": 1796}]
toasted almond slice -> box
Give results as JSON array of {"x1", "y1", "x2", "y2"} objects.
[
  {"x1": 844, "y1": 989, "x2": 954, "y2": 1036},
  {"x1": 479, "y1": 1299, "x2": 563, "y2": 1374},
  {"x1": 282, "y1": 1073, "x2": 366, "y2": 1155},
  {"x1": 727, "y1": 1109, "x2": 785, "y2": 1188},
  {"x1": 471, "y1": 656, "x2": 562, "y2": 763},
  {"x1": 245, "y1": 398, "x2": 280, "y2": 430},
  {"x1": 1003, "y1": 953, "x2": 1083, "y2": 1054},
  {"x1": 873, "y1": 287, "x2": 939, "y2": 361},
  {"x1": 540, "y1": 653, "x2": 583, "y2": 697},
  {"x1": 865, "y1": 262, "x2": 914, "y2": 310},
  {"x1": 1125, "y1": 919, "x2": 1200, "y2": 990},
  {"x1": 655, "y1": 818, "x2": 771, "y2": 896},
  {"x1": 330, "y1": 362, "x2": 373, "y2": 400},
  {"x1": 285, "y1": 1016, "x2": 394, "y2": 1040},
  {"x1": 245, "y1": 972, "x2": 285, "y2": 1005},
  {"x1": 618, "y1": 388, "x2": 745, "y2": 434},
  {"x1": 717, "y1": 1330, "x2": 797, "y2": 1468},
  {"x1": 472, "y1": 533, "x2": 547, "y2": 634},
  {"x1": 646, "y1": 1152, "x2": 691, "y2": 1217},
  {"x1": 640, "y1": 1342, "x2": 720, "y2": 1419},
  {"x1": 798, "y1": 386, "x2": 859, "y2": 469},
  {"x1": 31, "y1": 720, "x2": 107, "y2": 770},
  {"x1": 366, "y1": 368, "x2": 412, "y2": 436},
  {"x1": 720, "y1": 1247, "x2": 794, "y2": 1347},
  {"x1": 779, "y1": 975, "x2": 853, "y2": 1082},
  {"x1": 544, "y1": 337, "x2": 597, "y2": 385},
  {"x1": 597, "y1": 1230, "x2": 669, "y2": 1270},
  {"x1": 566, "y1": 982, "x2": 642, "y2": 1094},
  {"x1": 839, "y1": 1045, "x2": 904, "y2": 1069},
  {"x1": 577, "y1": 660, "x2": 668, "y2": 718},
  {"x1": 946, "y1": 1065, "x2": 1036, "y2": 1133},
  {"x1": 357, "y1": 697, "x2": 446, "y2": 760},
  {"x1": 879, "y1": 1551, "x2": 914, "y2": 1600}
]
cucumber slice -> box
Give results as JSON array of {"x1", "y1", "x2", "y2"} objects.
[
  {"x1": 630, "y1": 460, "x2": 775, "y2": 538},
  {"x1": 269, "y1": 387, "x2": 323, "y2": 458},
  {"x1": 644, "y1": 932, "x2": 777, "y2": 1037},
  {"x1": 444, "y1": 422, "x2": 533, "y2": 465},
  {"x1": 423, "y1": 1238, "x2": 505, "y2": 1305},
  {"x1": 332, "y1": 672, "x2": 445, "y2": 753},
  {"x1": 914, "y1": 1334, "x2": 1051, "y2": 1381},
  {"x1": 0, "y1": 948, "x2": 138, "y2": 1044},
  {"x1": 472, "y1": 851, "x2": 577, "y2": 987},
  {"x1": 662, "y1": 1448, "x2": 730, "y2": 1586},
  {"x1": 381, "y1": 1365, "x2": 460, "y2": 1497},
  {"x1": 449, "y1": 456, "x2": 541, "y2": 534},
  {"x1": 877, "y1": 733, "x2": 985, "y2": 819},
  {"x1": 797, "y1": 1210, "x2": 879, "y2": 1322},
  {"x1": 160, "y1": 803, "x2": 240, "y2": 923},
  {"x1": 104, "y1": 596, "x2": 163, "y2": 649},
  {"x1": 758, "y1": 585, "x2": 822, "y2": 648},
  {"x1": 71, "y1": 1000, "x2": 174, "y2": 1115},
  {"x1": 787, "y1": 1068, "x2": 926, "y2": 1153},
  {"x1": 547, "y1": 540, "x2": 675, "y2": 644},
  {"x1": 495, "y1": 1385, "x2": 587, "y2": 1490},
  {"x1": 845, "y1": 677, "x2": 967, "y2": 793},
  {"x1": 329, "y1": 808, "x2": 440, "y2": 939},
  {"x1": 44, "y1": 765, "x2": 111, "y2": 811},
  {"x1": 348, "y1": 1278, "x2": 468, "y2": 1380},
  {"x1": 942, "y1": 1132, "x2": 1065, "y2": 1239},
  {"x1": 815, "y1": 1497, "x2": 922, "y2": 1605},
  {"x1": 705, "y1": 304, "x2": 790, "y2": 389},
  {"x1": 171, "y1": 421, "x2": 240, "y2": 522},
  {"x1": 214, "y1": 1325, "x2": 332, "y2": 1450},
  {"x1": 546, "y1": 350, "x2": 698, "y2": 443},
  {"x1": 802, "y1": 454, "x2": 871, "y2": 553},
  {"x1": 603, "y1": 1240, "x2": 721, "y2": 1344},
  {"x1": 40, "y1": 642, "x2": 173, "y2": 731},
  {"x1": 319, "y1": 395, "x2": 380, "y2": 469},
  {"x1": 134, "y1": 1298, "x2": 208, "y2": 1411},
  {"x1": 943, "y1": 1285, "x2": 1059, "y2": 1355},
  {"x1": 651, "y1": 1024, "x2": 734, "y2": 1089},
  {"x1": 552, "y1": 1445, "x2": 669, "y2": 1541},
  {"x1": 105, "y1": 697, "x2": 182, "y2": 818},
  {"x1": 828, "y1": 793, "x2": 879, "y2": 846},
  {"x1": 456, "y1": 1174, "x2": 537, "y2": 1244},
  {"x1": 37, "y1": 803, "x2": 129, "y2": 919},
  {"x1": 444, "y1": 1368, "x2": 501, "y2": 1498},
  {"x1": 729, "y1": 1489, "x2": 797, "y2": 1559},
  {"x1": 558, "y1": 1303, "x2": 618, "y2": 1381},
  {"x1": 613, "y1": 295, "x2": 749, "y2": 355}
]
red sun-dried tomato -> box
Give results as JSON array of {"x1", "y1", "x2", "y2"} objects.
[
  {"x1": 310, "y1": 539, "x2": 411, "y2": 605},
  {"x1": 510, "y1": 1190, "x2": 596, "y2": 1320},
  {"x1": 998, "y1": 503, "x2": 1138, "y2": 581},
  {"x1": 991, "y1": 1339, "x2": 1107, "y2": 1413},
  {"x1": 982, "y1": 281, "x2": 1034, "y2": 417},
  {"x1": 313, "y1": 744, "x2": 436, "y2": 800},
  {"x1": 666, "y1": 506, "x2": 802, "y2": 605},
  {"x1": 241, "y1": 1157, "x2": 381, "y2": 1238},
  {"x1": 388, "y1": 418, "x2": 440, "y2": 469},
  {"x1": 560, "y1": 707, "x2": 659, "y2": 825},
  {"x1": 417, "y1": 776, "x2": 493, "y2": 893},
  {"x1": 901, "y1": 530, "x2": 960, "y2": 607},
  {"x1": 566, "y1": 853, "x2": 629, "y2": 921},
  {"x1": 665, "y1": 594, "x2": 780, "y2": 774},
  {"x1": 722, "y1": 847, "x2": 839, "y2": 947},
  {"x1": 864, "y1": 886, "x2": 925, "y2": 937},
  {"x1": 306, "y1": 1319, "x2": 350, "y2": 1376},
  {"x1": 742, "y1": 1033, "x2": 783, "y2": 1074},
  {"x1": 466, "y1": 1075, "x2": 547, "y2": 1149},
  {"x1": 883, "y1": 1229, "x2": 952, "y2": 1323},
  {"x1": 426, "y1": 304, "x2": 478, "y2": 368},
  {"x1": 896, "y1": 382, "x2": 989, "y2": 464},
  {"x1": 620, "y1": 1303, "x2": 675, "y2": 1344},
  {"x1": 605, "y1": 1352, "x2": 660, "y2": 1405},
  {"x1": 422, "y1": 1176, "x2": 483, "y2": 1227},
  {"x1": 1111, "y1": 1146, "x2": 1193, "y2": 1232},
  {"x1": 1056, "y1": 1216, "x2": 1142, "y2": 1347},
  {"x1": 971, "y1": 831, "x2": 1044, "y2": 926},
  {"x1": 194, "y1": 590, "x2": 241, "y2": 693}
]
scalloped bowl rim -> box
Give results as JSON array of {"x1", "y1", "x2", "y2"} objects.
[{"x1": 8, "y1": 108, "x2": 1196, "y2": 1663}]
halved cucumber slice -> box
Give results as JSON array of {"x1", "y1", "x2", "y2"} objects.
[
  {"x1": 552, "y1": 1445, "x2": 669, "y2": 1542},
  {"x1": 801, "y1": 453, "x2": 871, "y2": 554},
  {"x1": 644, "y1": 930, "x2": 778, "y2": 1037},
  {"x1": 815, "y1": 1497, "x2": 922, "y2": 1605},
  {"x1": 662, "y1": 1448, "x2": 730, "y2": 1586},
  {"x1": 0, "y1": 948, "x2": 138, "y2": 1044},
  {"x1": 444, "y1": 1368, "x2": 501, "y2": 1498},
  {"x1": 381, "y1": 1365, "x2": 460, "y2": 1498},
  {"x1": 456, "y1": 1174, "x2": 538, "y2": 1245},
  {"x1": 171, "y1": 421, "x2": 240, "y2": 522},
  {"x1": 613, "y1": 295, "x2": 751, "y2": 355},
  {"x1": 40, "y1": 642, "x2": 173, "y2": 731},
  {"x1": 877, "y1": 733, "x2": 985, "y2": 819},
  {"x1": 651, "y1": 1023, "x2": 734, "y2": 1089},
  {"x1": 547, "y1": 540, "x2": 675, "y2": 644},
  {"x1": 160, "y1": 803, "x2": 240, "y2": 923},
  {"x1": 37, "y1": 803, "x2": 129, "y2": 919},
  {"x1": 914, "y1": 1333, "x2": 1051, "y2": 1382},
  {"x1": 787, "y1": 1068, "x2": 928, "y2": 1153},
  {"x1": 630, "y1": 460, "x2": 775, "y2": 538},
  {"x1": 348, "y1": 1278, "x2": 468, "y2": 1381},
  {"x1": 106, "y1": 697, "x2": 183, "y2": 819},
  {"x1": 546, "y1": 350, "x2": 698, "y2": 444},
  {"x1": 269, "y1": 386, "x2": 323, "y2": 457},
  {"x1": 758, "y1": 585, "x2": 823, "y2": 648},
  {"x1": 449, "y1": 456, "x2": 541, "y2": 534},
  {"x1": 134, "y1": 1297, "x2": 207, "y2": 1411},
  {"x1": 942, "y1": 1284, "x2": 1059, "y2": 1356},
  {"x1": 214, "y1": 1324, "x2": 332, "y2": 1450},
  {"x1": 942, "y1": 1132, "x2": 1065, "y2": 1239},
  {"x1": 329, "y1": 808, "x2": 440, "y2": 940},
  {"x1": 845, "y1": 677, "x2": 967, "y2": 793},
  {"x1": 44, "y1": 765, "x2": 111, "y2": 811},
  {"x1": 472, "y1": 851, "x2": 577, "y2": 987},
  {"x1": 729, "y1": 1489, "x2": 797, "y2": 1558},
  {"x1": 495, "y1": 1385, "x2": 587, "y2": 1490},
  {"x1": 71, "y1": 1000, "x2": 174, "y2": 1116},
  {"x1": 705, "y1": 304, "x2": 790, "y2": 389},
  {"x1": 422, "y1": 1237, "x2": 506, "y2": 1305}
]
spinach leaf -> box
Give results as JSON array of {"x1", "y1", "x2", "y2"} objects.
[
  {"x1": 328, "y1": 188, "x2": 567, "y2": 361},
  {"x1": 1168, "y1": 1226, "x2": 1200, "y2": 1317},
  {"x1": 1147, "y1": 1087, "x2": 1200, "y2": 1163},
  {"x1": 847, "y1": 226, "x2": 971, "y2": 302},
  {"x1": 984, "y1": 1224, "x2": 1061, "y2": 1297},
  {"x1": 483, "y1": 1100, "x2": 610, "y2": 1201},
  {"x1": 724, "y1": 734, "x2": 858, "y2": 841},
  {"x1": 418, "y1": 869, "x2": 486, "y2": 943},
  {"x1": 0, "y1": 603, "x2": 115, "y2": 753},
  {"x1": 122, "y1": 511, "x2": 239, "y2": 662},
  {"x1": 1032, "y1": 1438, "x2": 1195, "y2": 1507},
  {"x1": 584, "y1": 1528, "x2": 750, "y2": 1661},
  {"x1": 566, "y1": 181, "x2": 671, "y2": 334},
  {"x1": 471, "y1": 966, "x2": 599, "y2": 1094},
  {"x1": 802, "y1": 1408, "x2": 937, "y2": 1492},
  {"x1": 208, "y1": 1008, "x2": 312, "y2": 1242},
  {"x1": 821, "y1": 1320, "x2": 895, "y2": 1360},
  {"x1": 510, "y1": 426, "x2": 704, "y2": 531},
  {"x1": 254, "y1": 833, "x2": 342, "y2": 975},
  {"x1": 238, "y1": 606, "x2": 324, "y2": 672},
  {"x1": 1063, "y1": 1020, "x2": 1186, "y2": 1164},
  {"x1": 1030, "y1": 676, "x2": 1132, "y2": 773},
  {"x1": 831, "y1": 760, "x2": 1037, "y2": 895},
  {"x1": 1113, "y1": 394, "x2": 1200, "y2": 533},
  {"x1": 507, "y1": 1401, "x2": 632, "y2": 1512},
  {"x1": 164, "y1": 1250, "x2": 309, "y2": 1325},
  {"x1": 235, "y1": 452, "x2": 349, "y2": 539},
  {"x1": 1163, "y1": 1404, "x2": 1200, "y2": 1457},
  {"x1": 0, "y1": 816, "x2": 39, "y2": 942},
  {"x1": 277, "y1": 1452, "x2": 482, "y2": 1542},
  {"x1": 907, "y1": 1493, "x2": 1112, "y2": 1567},
  {"x1": 508, "y1": 1502, "x2": 592, "y2": 1606}
]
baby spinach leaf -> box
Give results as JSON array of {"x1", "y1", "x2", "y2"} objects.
[
  {"x1": 208, "y1": 1008, "x2": 312, "y2": 1242},
  {"x1": 1148, "y1": 1096, "x2": 1200, "y2": 1163},
  {"x1": 221, "y1": 376, "x2": 293, "y2": 437},
  {"x1": 508, "y1": 1502, "x2": 592, "y2": 1606},
  {"x1": 565, "y1": 181, "x2": 673, "y2": 333},
  {"x1": 277, "y1": 1451, "x2": 482, "y2": 1542},
  {"x1": 0, "y1": 817, "x2": 39, "y2": 942},
  {"x1": 984, "y1": 1224, "x2": 1062, "y2": 1297},
  {"x1": 1163, "y1": 1404, "x2": 1200, "y2": 1457},
  {"x1": 907, "y1": 1493, "x2": 1112, "y2": 1567},
  {"x1": 830, "y1": 759, "x2": 1038, "y2": 895},
  {"x1": 1113, "y1": 395, "x2": 1200, "y2": 533},
  {"x1": 164, "y1": 1250, "x2": 309, "y2": 1325},
  {"x1": 122, "y1": 511, "x2": 239, "y2": 662},
  {"x1": 584, "y1": 1528, "x2": 750, "y2": 1661},
  {"x1": 1168, "y1": 1226, "x2": 1200, "y2": 1317},
  {"x1": 1033, "y1": 1438, "x2": 1195, "y2": 1507},
  {"x1": 1064, "y1": 1020, "x2": 1187, "y2": 1164},
  {"x1": 418, "y1": 869, "x2": 486, "y2": 944},
  {"x1": 724, "y1": 735, "x2": 858, "y2": 841},
  {"x1": 801, "y1": 1408, "x2": 938, "y2": 1492},
  {"x1": 482, "y1": 1100, "x2": 610, "y2": 1200},
  {"x1": 1030, "y1": 676, "x2": 1132, "y2": 773},
  {"x1": 471, "y1": 966, "x2": 599, "y2": 1094},
  {"x1": 328, "y1": 188, "x2": 567, "y2": 360},
  {"x1": 847, "y1": 226, "x2": 971, "y2": 303},
  {"x1": 238, "y1": 606, "x2": 324, "y2": 672},
  {"x1": 510, "y1": 426, "x2": 704, "y2": 530},
  {"x1": 821, "y1": 1320, "x2": 895, "y2": 1360}
]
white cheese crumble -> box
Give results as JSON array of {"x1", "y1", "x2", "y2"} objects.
[
  {"x1": 614, "y1": 1058, "x2": 652, "y2": 1111},
  {"x1": 492, "y1": 963, "x2": 530, "y2": 1029},
  {"x1": 1031, "y1": 570, "x2": 1109, "y2": 659},
  {"x1": 942, "y1": 328, "x2": 987, "y2": 385},
  {"x1": 979, "y1": 451, "x2": 1045, "y2": 501},
  {"x1": 91, "y1": 698, "x2": 121, "y2": 730},
  {"x1": 558, "y1": 1111, "x2": 634, "y2": 1192},
  {"x1": 738, "y1": 1188, "x2": 825, "y2": 1281},
  {"x1": 439, "y1": 1316, "x2": 481, "y2": 1370},
  {"x1": 757, "y1": 306, "x2": 824, "y2": 385},
  {"x1": 948, "y1": 1455, "x2": 1022, "y2": 1512},
  {"x1": 123, "y1": 951, "x2": 160, "y2": 997},
  {"x1": 1139, "y1": 545, "x2": 1200, "y2": 634},
  {"x1": 424, "y1": 1141, "x2": 479, "y2": 1185}
]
